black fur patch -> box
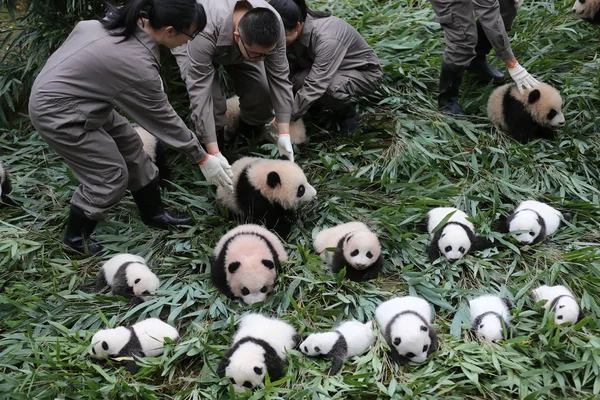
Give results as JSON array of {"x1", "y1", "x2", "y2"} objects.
[
  {"x1": 217, "y1": 336, "x2": 285, "y2": 382},
  {"x1": 96, "y1": 269, "x2": 109, "y2": 292},
  {"x1": 326, "y1": 332, "x2": 348, "y2": 376},
  {"x1": 330, "y1": 236, "x2": 383, "y2": 282},
  {"x1": 528, "y1": 89, "x2": 541, "y2": 104},
  {"x1": 236, "y1": 166, "x2": 296, "y2": 237},
  {"x1": 384, "y1": 310, "x2": 438, "y2": 366},
  {"x1": 507, "y1": 208, "x2": 547, "y2": 244},
  {"x1": 112, "y1": 261, "x2": 139, "y2": 299},
  {"x1": 211, "y1": 231, "x2": 282, "y2": 299},
  {"x1": 501, "y1": 85, "x2": 557, "y2": 143},
  {"x1": 267, "y1": 171, "x2": 281, "y2": 188}
]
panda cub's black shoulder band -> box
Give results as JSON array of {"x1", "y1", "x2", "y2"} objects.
[
  {"x1": 117, "y1": 326, "x2": 144, "y2": 358},
  {"x1": 112, "y1": 261, "x2": 140, "y2": 299},
  {"x1": 327, "y1": 331, "x2": 348, "y2": 376}
]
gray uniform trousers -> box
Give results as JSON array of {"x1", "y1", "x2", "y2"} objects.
[
  {"x1": 429, "y1": 0, "x2": 517, "y2": 67},
  {"x1": 290, "y1": 67, "x2": 383, "y2": 111},
  {"x1": 29, "y1": 95, "x2": 157, "y2": 221}
]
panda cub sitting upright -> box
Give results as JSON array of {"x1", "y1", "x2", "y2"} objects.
[
  {"x1": 212, "y1": 224, "x2": 288, "y2": 305},
  {"x1": 532, "y1": 285, "x2": 581, "y2": 325},
  {"x1": 469, "y1": 295, "x2": 514, "y2": 342},
  {"x1": 573, "y1": 0, "x2": 600, "y2": 24},
  {"x1": 313, "y1": 221, "x2": 384, "y2": 282},
  {"x1": 217, "y1": 313, "x2": 298, "y2": 392},
  {"x1": 502, "y1": 200, "x2": 570, "y2": 245},
  {"x1": 216, "y1": 157, "x2": 317, "y2": 237},
  {"x1": 487, "y1": 83, "x2": 565, "y2": 143},
  {"x1": 426, "y1": 207, "x2": 491, "y2": 262},
  {"x1": 375, "y1": 296, "x2": 438, "y2": 366},
  {"x1": 300, "y1": 320, "x2": 375, "y2": 375}
]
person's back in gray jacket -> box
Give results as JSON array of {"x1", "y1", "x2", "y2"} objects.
[
  {"x1": 269, "y1": 0, "x2": 383, "y2": 135},
  {"x1": 28, "y1": 0, "x2": 232, "y2": 255}
]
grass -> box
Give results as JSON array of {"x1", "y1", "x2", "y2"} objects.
[{"x1": 1, "y1": 0, "x2": 600, "y2": 399}]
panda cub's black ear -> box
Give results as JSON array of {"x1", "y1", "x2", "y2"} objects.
[
  {"x1": 279, "y1": 155, "x2": 290, "y2": 161},
  {"x1": 267, "y1": 171, "x2": 281, "y2": 188},
  {"x1": 528, "y1": 89, "x2": 541, "y2": 104}
]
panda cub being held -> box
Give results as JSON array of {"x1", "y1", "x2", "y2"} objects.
[
  {"x1": 133, "y1": 124, "x2": 171, "y2": 187},
  {"x1": 426, "y1": 207, "x2": 491, "y2": 262},
  {"x1": 300, "y1": 320, "x2": 375, "y2": 375},
  {"x1": 96, "y1": 253, "x2": 160, "y2": 306},
  {"x1": 313, "y1": 221, "x2": 384, "y2": 282},
  {"x1": 572, "y1": 0, "x2": 600, "y2": 24},
  {"x1": 212, "y1": 224, "x2": 288, "y2": 305},
  {"x1": 89, "y1": 318, "x2": 179, "y2": 373},
  {"x1": 532, "y1": 285, "x2": 581, "y2": 325},
  {"x1": 487, "y1": 83, "x2": 565, "y2": 143},
  {"x1": 216, "y1": 157, "x2": 317, "y2": 237},
  {"x1": 217, "y1": 313, "x2": 298, "y2": 392},
  {"x1": 375, "y1": 296, "x2": 438, "y2": 366},
  {"x1": 469, "y1": 295, "x2": 514, "y2": 342}
]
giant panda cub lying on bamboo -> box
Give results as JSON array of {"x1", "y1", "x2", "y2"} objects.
[
  {"x1": 487, "y1": 83, "x2": 565, "y2": 143},
  {"x1": 216, "y1": 157, "x2": 317, "y2": 237}
]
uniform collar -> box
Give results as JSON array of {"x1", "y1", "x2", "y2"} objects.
[
  {"x1": 298, "y1": 14, "x2": 314, "y2": 47},
  {"x1": 217, "y1": 0, "x2": 263, "y2": 47},
  {"x1": 133, "y1": 22, "x2": 161, "y2": 66}
]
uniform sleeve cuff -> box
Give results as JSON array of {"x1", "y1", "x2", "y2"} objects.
[{"x1": 273, "y1": 113, "x2": 291, "y2": 124}]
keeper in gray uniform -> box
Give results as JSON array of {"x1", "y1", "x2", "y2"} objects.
[
  {"x1": 269, "y1": 0, "x2": 383, "y2": 135},
  {"x1": 172, "y1": 0, "x2": 296, "y2": 162},
  {"x1": 430, "y1": 0, "x2": 541, "y2": 115},
  {"x1": 28, "y1": 0, "x2": 234, "y2": 255}
]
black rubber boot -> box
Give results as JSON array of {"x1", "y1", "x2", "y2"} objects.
[
  {"x1": 438, "y1": 61, "x2": 466, "y2": 116},
  {"x1": 63, "y1": 205, "x2": 104, "y2": 256},
  {"x1": 466, "y1": 21, "x2": 505, "y2": 83},
  {"x1": 131, "y1": 177, "x2": 191, "y2": 229},
  {"x1": 334, "y1": 104, "x2": 359, "y2": 135}
]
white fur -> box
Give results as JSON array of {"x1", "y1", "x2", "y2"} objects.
[
  {"x1": 214, "y1": 225, "x2": 287, "y2": 305},
  {"x1": 101, "y1": 254, "x2": 159, "y2": 299},
  {"x1": 226, "y1": 95, "x2": 241, "y2": 137},
  {"x1": 300, "y1": 320, "x2": 374, "y2": 358},
  {"x1": 101, "y1": 254, "x2": 147, "y2": 286},
  {"x1": 89, "y1": 326, "x2": 131, "y2": 359},
  {"x1": 375, "y1": 296, "x2": 434, "y2": 364},
  {"x1": 226, "y1": 314, "x2": 297, "y2": 392},
  {"x1": 133, "y1": 125, "x2": 158, "y2": 162},
  {"x1": 532, "y1": 285, "x2": 580, "y2": 324},
  {"x1": 428, "y1": 207, "x2": 474, "y2": 260},
  {"x1": 131, "y1": 318, "x2": 180, "y2": 357},
  {"x1": 469, "y1": 295, "x2": 511, "y2": 342},
  {"x1": 313, "y1": 222, "x2": 381, "y2": 269},
  {"x1": 509, "y1": 200, "x2": 563, "y2": 244}
]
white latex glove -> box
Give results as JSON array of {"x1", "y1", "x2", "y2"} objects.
[
  {"x1": 211, "y1": 151, "x2": 234, "y2": 179},
  {"x1": 508, "y1": 62, "x2": 541, "y2": 93},
  {"x1": 277, "y1": 133, "x2": 294, "y2": 162},
  {"x1": 514, "y1": 0, "x2": 523, "y2": 8},
  {"x1": 199, "y1": 155, "x2": 234, "y2": 193}
]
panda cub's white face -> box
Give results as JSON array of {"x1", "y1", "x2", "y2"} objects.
[
  {"x1": 300, "y1": 332, "x2": 339, "y2": 356},
  {"x1": 126, "y1": 263, "x2": 160, "y2": 300},
  {"x1": 89, "y1": 327, "x2": 130, "y2": 359},
  {"x1": 572, "y1": 0, "x2": 598, "y2": 19},
  {"x1": 437, "y1": 224, "x2": 471, "y2": 260},
  {"x1": 509, "y1": 210, "x2": 541, "y2": 244},
  {"x1": 553, "y1": 296, "x2": 579, "y2": 325},
  {"x1": 390, "y1": 314, "x2": 432, "y2": 364},
  {"x1": 225, "y1": 342, "x2": 267, "y2": 392},
  {"x1": 343, "y1": 231, "x2": 381, "y2": 270}
]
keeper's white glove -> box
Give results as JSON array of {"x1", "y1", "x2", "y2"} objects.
[
  {"x1": 508, "y1": 62, "x2": 540, "y2": 93},
  {"x1": 277, "y1": 133, "x2": 294, "y2": 162},
  {"x1": 211, "y1": 151, "x2": 234, "y2": 179},
  {"x1": 514, "y1": 0, "x2": 524, "y2": 8},
  {"x1": 199, "y1": 154, "x2": 234, "y2": 193}
]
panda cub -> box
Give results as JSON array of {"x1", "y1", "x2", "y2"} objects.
[
  {"x1": 375, "y1": 296, "x2": 438, "y2": 366},
  {"x1": 503, "y1": 200, "x2": 569, "y2": 245},
  {"x1": 573, "y1": 0, "x2": 600, "y2": 24},
  {"x1": 426, "y1": 207, "x2": 491, "y2": 262},
  {"x1": 216, "y1": 157, "x2": 317, "y2": 237},
  {"x1": 0, "y1": 160, "x2": 13, "y2": 203},
  {"x1": 300, "y1": 320, "x2": 375, "y2": 375},
  {"x1": 212, "y1": 224, "x2": 288, "y2": 305},
  {"x1": 469, "y1": 295, "x2": 514, "y2": 342},
  {"x1": 133, "y1": 124, "x2": 171, "y2": 187},
  {"x1": 217, "y1": 313, "x2": 298, "y2": 392},
  {"x1": 487, "y1": 83, "x2": 565, "y2": 143},
  {"x1": 313, "y1": 221, "x2": 384, "y2": 282},
  {"x1": 89, "y1": 318, "x2": 179, "y2": 373},
  {"x1": 96, "y1": 253, "x2": 160, "y2": 306},
  {"x1": 532, "y1": 285, "x2": 581, "y2": 325}
]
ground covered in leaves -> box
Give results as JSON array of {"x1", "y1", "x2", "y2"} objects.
[{"x1": 1, "y1": 0, "x2": 600, "y2": 399}]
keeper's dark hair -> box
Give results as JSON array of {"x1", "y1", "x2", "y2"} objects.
[
  {"x1": 268, "y1": 0, "x2": 331, "y2": 30},
  {"x1": 238, "y1": 8, "x2": 281, "y2": 48},
  {"x1": 101, "y1": 0, "x2": 207, "y2": 40}
]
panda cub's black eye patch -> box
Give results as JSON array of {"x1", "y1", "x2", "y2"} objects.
[
  {"x1": 529, "y1": 232, "x2": 535, "y2": 236},
  {"x1": 579, "y1": 0, "x2": 585, "y2": 5},
  {"x1": 393, "y1": 337, "x2": 401, "y2": 346},
  {"x1": 350, "y1": 249, "x2": 359, "y2": 257},
  {"x1": 547, "y1": 109, "x2": 557, "y2": 120},
  {"x1": 134, "y1": 278, "x2": 141, "y2": 284},
  {"x1": 92, "y1": 347, "x2": 96, "y2": 354},
  {"x1": 444, "y1": 246, "x2": 452, "y2": 252},
  {"x1": 366, "y1": 251, "x2": 373, "y2": 259},
  {"x1": 241, "y1": 287, "x2": 250, "y2": 296},
  {"x1": 458, "y1": 247, "x2": 465, "y2": 253},
  {"x1": 422, "y1": 345, "x2": 429, "y2": 352},
  {"x1": 102, "y1": 341, "x2": 109, "y2": 351},
  {"x1": 260, "y1": 286, "x2": 267, "y2": 293},
  {"x1": 254, "y1": 366, "x2": 263, "y2": 375},
  {"x1": 230, "y1": 378, "x2": 236, "y2": 384},
  {"x1": 297, "y1": 185, "x2": 305, "y2": 198},
  {"x1": 557, "y1": 315, "x2": 563, "y2": 320}
]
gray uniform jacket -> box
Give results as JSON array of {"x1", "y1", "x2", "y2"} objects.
[
  {"x1": 287, "y1": 14, "x2": 382, "y2": 118},
  {"x1": 29, "y1": 20, "x2": 206, "y2": 163},
  {"x1": 172, "y1": 0, "x2": 293, "y2": 145}
]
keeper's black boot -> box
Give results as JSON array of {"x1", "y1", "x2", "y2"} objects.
[
  {"x1": 466, "y1": 21, "x2": 505, "y2": 83},
  {"x1": 438, "y1": 61, "x2": 466, "y2": 116},
  {"x1": 131, "y1": 177, "x2": 191, "y2": 229},
  {"x1": 334, "y1": 104, "x2": 359, "y2": 135},
  {"x1": 237, "y1": 118, "x2": 264, "y2": 139},
  {"x1": 63, "y1": 205, "x2": 104, "y2": 255}
]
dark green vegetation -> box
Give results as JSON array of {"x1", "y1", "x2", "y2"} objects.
[{"x1": 1, "y1": 0, "x2": 599, "y2": 399}]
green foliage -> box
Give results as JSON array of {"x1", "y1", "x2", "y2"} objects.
[{"x1": 1, "y1": 0, "x2": 600, "y2": 399}]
